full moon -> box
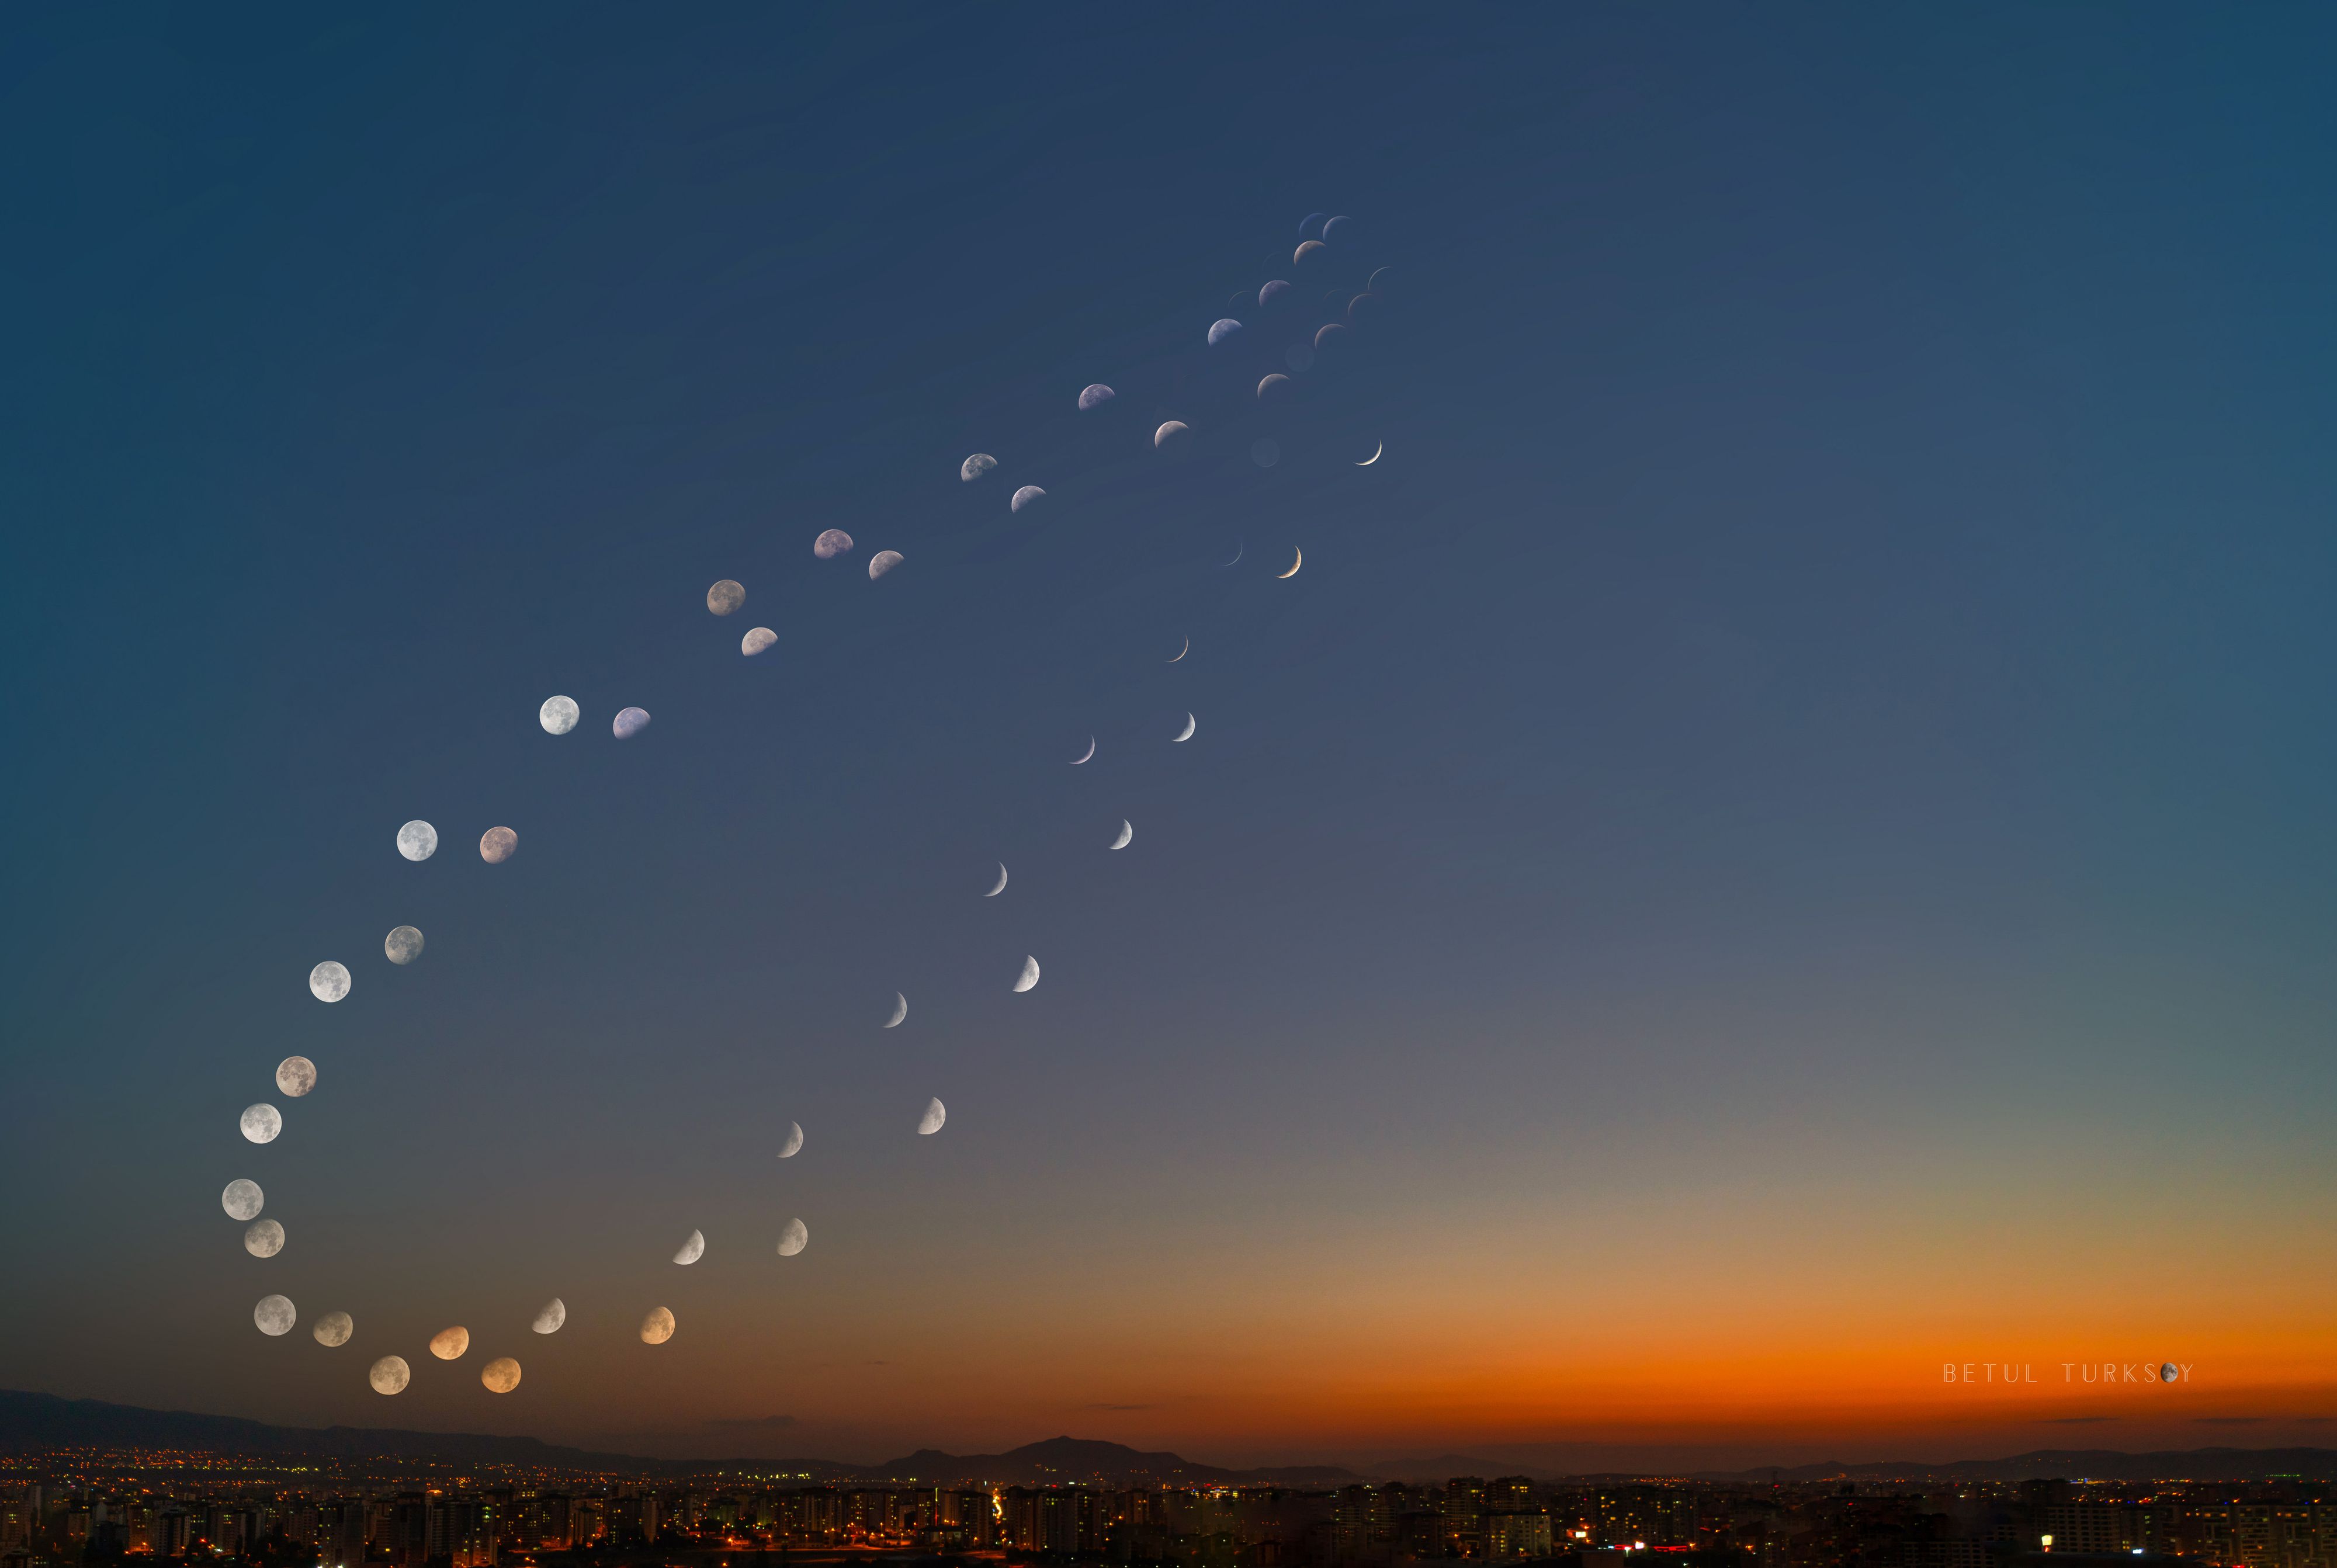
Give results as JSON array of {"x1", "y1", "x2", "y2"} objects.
[
  {"x1": 309, "y1": 962, "x2": 351, "y2": 1003},
  {"x1": 539, "y1": 696, "x2": 579, "y2": 735},
  {"x1": 640, "y1": 1307, "x2": 675, "y2": 1345},
  {"x1": 1014, "y1": 955, "x2": 1040, "y2": 993},
  {"x1": 813, "y1": 528, "x2": 854, "y2": 558},
  {"x1": 961, "y1": 453, "x2": 996, "y2": 482},
  {"x1": 275, "y1": 1056, "x2": 317, "y2": 1098},
  {"x1": 385, "y1": 925, "x2": 424, "y2": 964},
  {"x1": 674, "y1": 1229, "x2": 705, "y2": 1265},
  {"x1": 481, "y1": 1358, "x2": 522, "y2": 1393},
  {"x1": 479, "y1": 826, "x2": 517, "y2": 863},
  {"x1": 532, "y1": 1299, "x2": 567, "y2": 1334},
  {"x1": 777, "y1": 1219, "x2": 809, "y2": 1257},
  {"x1": 612, "y1": 706, "x2": 651, "y2": 739},
  {"x1": 254, "y1": 1295, "x2": 296, "y2": 1337},
  {"x1": 313, "y1": 1312, "x2": 353, "y2": 1347},
  {"x1": 869, "y1": 549, "x2": 904, "y2": 580},
  {"x1": 777, "y1": 1121, "x2": 804, "y2": 1158},
  {"x1": 706, "y1": 580, "x2": 746, "y2": 616},
  {"x1": 884, "y1": 992, "x2": 907, "y2": 1029},
  {"x1": 396, "y1": 821, "x2": 438, "y2": 861},
  {"x1": 742, "y1": 626, "x2": 776, "y2": 656},
  {"x1": 917, "y1": 1097, "x2": 947, "y2": 1136},
  {"x1": 429, "y1": 1326, "x2": 470, "y2": 1361},
  {"x1": 244, "y1": 1219, "x2": 285, "y2": 1258},
  {"x1": 221, "y1": 1180, "x2": 263, "y2": 1220},
  {"x1": 240, "y1": 1104, "x2": 282, "y2": 1144},
  {"x1": 369, "y1": 1356, "x2": 410, "y2": 1394}
]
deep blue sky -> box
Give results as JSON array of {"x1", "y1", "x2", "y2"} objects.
[{"x1": 2, "y1": 6, "x2": 2334, "y2": 1469}]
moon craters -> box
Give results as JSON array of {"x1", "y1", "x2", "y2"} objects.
[
  {"x1": 240, "y1": 1104, "x2": 282, "y2": 1144},
  {"x1": 254, "y1": 1295, "x2": 296, "y2": 1336},
  {"x1": 429, "y1": 1326, "x2": 470, "y2": 1361},
  {"x1": 221, "y1": 1180, "x2": 264, "y2": 1221},
  {"x1": 539, "y1": 696, "x2": 580, "y2": 735},
  {"x1": 612, "y1": 707, "x2": 651, "y2": 739},
  {"x1": 244, "y1": 1219, "x2": 285, "y2": 1258},
  {"x1": 396, "y1": 821, "x2": 438, "y2": 862},
  {"x1": 706, "y1": 580, "x2": 746, "y2": 616},
  {"x1": 917, "y1": 1097, "x2": 947, "y2": 1135},
  {"x1": 308, "y1": 962, "x2": 351, "y2": 1004},
  {"x1": 275, "y1": 1056, "x2": 317, "y2": 1098},
  {"x1": 777, "y1": 1218, "x2": 809, "y2": 1257},
  {"x1": 479, "y1": 826, "x2": 518, "y2": 864},
  {"x1": 481, "y1": 1357, "x2": 522, "y2": 1393},
  {"x1": 640, "y1": 1307, "x2": 676, "y2": 1345},
  {"x1": 385, "y1": 925, "x2": 424, "y2": 964},
  {"x1": 532, "y1": 1299, "x2": 566, "y2": 1334},
  {"x1": 813, "y1": 529, "x2": 854, "y2": 559},
  {"x1": 742, "y1": 627, "x2": 776, "y2": 657},
  {"x1": 313, "y1": 1311, "x2": 353, "y2": 1347},
  {"x1": 369, "y1": 1356, "x2": 410, "y2": 1394}
]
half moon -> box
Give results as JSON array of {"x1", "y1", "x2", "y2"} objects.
[
  {"x1": 868, "y1": 549, "x2": 904, "y2": 580},
  {"x1": 640, "y1": 1307, "x2": 675, "y2": 1345},
  {"x1": 741, "y1": 626, "x2": 776, "y2": 656},
  {"x1": 396, "y1": 821, "x2": 438, "y2": 862},
  {"x1": 1356, "y1": 441, "x2": 1383, "y2": 466},
  {"x1": 313, "y1": 1311, "x2": 353, "y2": 1347},
  {"x1": 308, "y1": 962, "x2": 351, "y2": 1003},
  {"x1": 612, "y1": 706, "x2": 651, "y2": 738},
  {"x1": 1011, "y1": 484, "x2": 1046, "y2": 513},
  {"x1": 1014, "y1": 955, "x2": 1041, "y2": 993},
  {"x1": 674, "y1": 1229, "x2": 705, "y2": 1265},
  {"x1": 777, "y1": 1218, "x2": 809, "y2": 1257},
  {"x1": 776, "y1": 1121, "x2": 804, "y2": 1158},
  {"x1": 984, "y1": 863, "x2": 1008, "y2": 897},
  {"x1": 539, "y1": 696, "x2": 580, "y2": 735},
  {"x1": 240, "y1": 1104, "x2": 282, "y2": 1144},
  {"x1": 1173, "y1": 712, "x2": 1195, "y2": 742},
  {"x1": 961, "y1": 452, "x2": 997, "y2": 482},
  {"x1": 1169, "y1": 636, "x2": 1188, "y2": 662},
  {"x1": 429, "y1": 1326, "x2": 470, "y2": 1361},
  {"x1": 481, "y1": 1357, "x2": 522, "y2": 1393},
  {"x1": 254, "y1": 1295, "x2": 296, "y2": 1336},
  {"x1": 813, "y1": 528, "x2": 854, "y2": 558},
  {"x1": 1078, "y1": 383, "x2": 1115, "y2": 411},
  {"x1": 221, "y1": 1180, "x2": 263, "y2": 1221},
  {"x1": 532, "y1": 1298, "x2": 567, "y2": 1334},
  {"x1": 917, "y1": 1097, "x2": 947, "y2": 1135},
  {"x1": 1110, "y1": 820, "x2": 1132, "y2": 851},
  {"x1": 884, "y1": 991, "x2": 907, "y2": 1029},
  {"x1": 706, "y1": 580, "x2": 746, "y2": 616},
  {"x1": 275, "y1": 1056, "x2": 317, "y2": 1097},
  {"x1": 369, "y1": 1355, "x2": 410, "y2": 1394},
  {"x1": 244, "y1": 1219, "x2": 285, "y2": 1258},
  {"x1": 1279, "y1": 547, "x2": 1303, "y2": 579},
  {"x1": 384, "y1": 925, "x2": 424, "y2": 963},
  {"x1": 1070, "y1": 736, "x2": 1094, "y2": 765}
]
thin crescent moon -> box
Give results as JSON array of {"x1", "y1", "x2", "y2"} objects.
[
  {"x1": 884, "y1": 991, "x2": 907, "y2": 1029},
  {"x1": 1278, "y1": 547, "x2": 1303, "y2": 579},
  {"x1": 1071, "y1": 737, "x2": 1094, "y2": 765},
  {"x1": 1220, "y1": 540, "x2": 1243, "y2": 568},
  {"x1": 1169, "y1": 636, "x2": 1188, "y2": 663},
  {"x1": 985, "y1": 862, "x2": 1008, "y2": 897},
  {"x1": 1173, "y1": 713, "x2": 1195, "y2": 743},
  {"x1": 1110, "y1": 820, "x2": 1133, "y2": 851},
  {"x1": 1357, "y1": 442, "x2": 1382, "y2": 466}
]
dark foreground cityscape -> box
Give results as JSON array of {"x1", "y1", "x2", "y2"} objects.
[{"x1": 5, "y1": 1444, "x2": 2332, "y2": 1568}]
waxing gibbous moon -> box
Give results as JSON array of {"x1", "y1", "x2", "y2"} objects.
[
  {"x1": 309, "y1": 962, "x2": 351, "y2": 1003},
  {"x1": 244, "y1": 1219, "x2": 285, "y2": 1258},
  {"x1": 1173, "y1": 712, "x2": 1195, "y2": 742},
  {"x1": 776, "y1": 1219, "x2": 808, "y2": 1257},
  {"x1": 1109, "y1": 820, "x2": 1132, "y2": 851},
  {"x1": 369, "y1": 1356, "x2": 410, "y2": 1394},
  {"x1": 984, "y1": 862, "x2": 1008, "y2": 897},
  {"x1": 539, "y1": 696, "x2": 579, "y2": 735},
  {"x1": 532, "y1": 1299, "x2": 567, "y2": 1334},
  {"x1": 776, "y1": 1121, "x2": 804, "y2": 1158},
  {"x1": 741, "y1": 626, "x2": 776, "y2": 656},
  {"x1": 385, "y1": 925, "x2": 424, "y2": 964},
  {"x1": 813, "y1": 528, "x2": 854, "y2": 559},
  {"x1": 396, "y1": 821, "x2": 438, "y2": 862},
  {"x1": 429, "y1": 1326, "x2": 470, "y2": 1361},
  {"x1": 883, "y1": 992, "x2": 907, "y2": 1029},
  {"x1": 961, "y1": 453, "x2": 997, "y2": 482},
  {"x1": 240, "y1": 1104, "x2": 282, "y2": 1144},
  {"x1": 1077, "y1": 383, "x2": 1115, "y2": 411},
  {"x1": 612, "y1": 706, "x2": 651, "y2": 739},
  {"x1": 1356, "y1": 440, "x2": 1383, "y2": 466},
  {"x1": 1170, "y1": 636, "x2": 1188, "y2": 662},
  {"x1": 706, "y1": 580, "x2": 746, "y2": 616},
  {"x1": 313, "y1": 1311, "x2": 353, "y2": 1347},
  {"x1": 1011, "y1": 484, "x2": 1045, "y2": 513},
  {"x1": 1153, "y1": 420, "x2": 1190, "y2": 450},
  {"x1": 481, "y1": 1358, "x2": 522, "y2": 1393},
  {"x1": 254, "y1": 1295, "x2": 296, "y2": 1336},
  {"x1": 917, "y1": 1097, "x2": 946, "y2": 1135},
  {"x1": 868, "y1": 549, "x2": 904, "y2": 580},
  {"x1": 276, "y1": 1056, "x2": 317, "y2": 1098},
  {"x1": 640, "y1": 1307, "x2": 675, "y2": 1345},
  {"x1": 1279, "y1": 547, "x2": 1303, "y2": 579},
  {"x1": 1208, "y1": 318, "x2": 1242, "y2": 346},
  {"x1": 1071, "y1": 737, "x2": 1094, "y2": 764},
  {"x1": 221, "y1": 1180, "x2": 263, "y2": 1221},
  {"x1": 479, "y1": 826, "x2": 517, "y2": 863},
  {"x1": 674, "y1": 1229, "x2": 705, "y2": 1265},
  {"x1": 1014, "y1": 955, "x2": 1040, "y2": 993}
]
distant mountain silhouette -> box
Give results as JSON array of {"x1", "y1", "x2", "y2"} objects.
[
  {"x1": 1691, "y1": 1448, "x2": 2337, "y2": 1484},
  {"x1": 870, "y1": 1436, "x2": 1354, "y2": 1487}
]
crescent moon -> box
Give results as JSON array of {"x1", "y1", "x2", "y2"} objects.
[
  {"x1": 1071, "y1": 737, "x2": 1094, "y2": 765},
  {"x1": 1014, "y1": 955, "x2": 1041, "y2": 993},
  {"x1": 776, "y1": 1121, "x2": 804, "y2": 1158},
  {"x1": 1357, "y1": 442, "x2": 1382, "y2": 466},
  {"x1": 1220, "y1": 540, "x2": 1243, "y2": 567},
  {"x1": 1110, "y1": 820, "x2": 1132, "y2": 851},
  {"x1": 883, "y1": 991, "x2": 907, "y2": 1029},
  {"x1": 1173, "y1": 713, "x2": 1195, "y2": 743},
  {"x1": 1169, "y1": 636, "x2": 1188, "y2": 663},
  {"x1": 984, "y1": 862, "x2": 1008, "y2": 897},
  {"x1": 1278, "y1": 547, "x2": 1303, "y2": 579}
]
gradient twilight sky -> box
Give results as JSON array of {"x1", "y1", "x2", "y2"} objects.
[{"x1": 4, "y1": 5, "x2": 2336, "y2": 1475}]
